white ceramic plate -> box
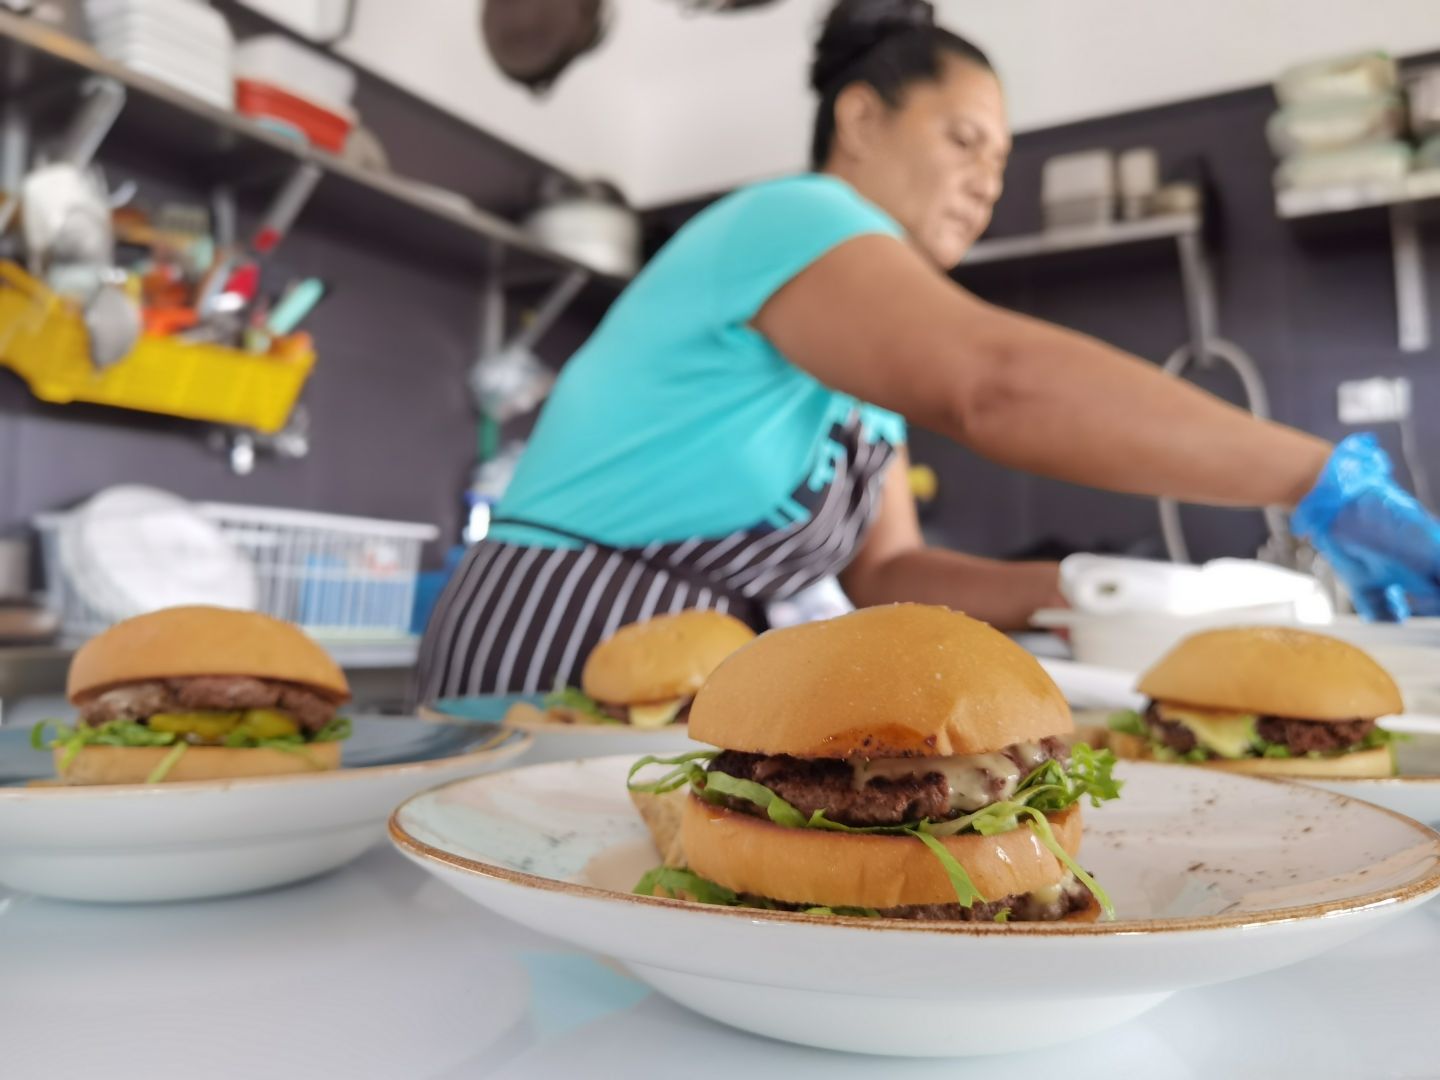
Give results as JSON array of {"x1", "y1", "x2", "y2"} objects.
[
  {"x1": 422, "y1": 696, "x2": 703, "y2": 765},
  {"x1": 0, "y1": 716, "x2": 531, "y2": 903},
  {"x1": 63, "y1": 486, "x2": 257, "y2": 620},
  {"x1": 1304, "y1": 731, "x2": 1440, "y2": 826},
  {"x1": 391, "y1": 756, "x2": 1440, "y2": 1058}
]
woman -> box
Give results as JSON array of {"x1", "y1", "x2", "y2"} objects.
[{"x1": 417, "y1": 0, "x2": 1440, "y2": 701}]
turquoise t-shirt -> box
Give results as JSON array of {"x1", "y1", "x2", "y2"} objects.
[{"x1": 490, "y1": 174, "x2": 908, "y2": 550}]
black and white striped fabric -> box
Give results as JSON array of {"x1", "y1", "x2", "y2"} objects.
[{"x1": 415, "y1": 412, "x2": 898, "y2": 700}]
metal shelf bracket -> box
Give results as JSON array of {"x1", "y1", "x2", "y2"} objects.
[{"x1": 1389, "y1": 201, "x2": 1430, "y2": 353}]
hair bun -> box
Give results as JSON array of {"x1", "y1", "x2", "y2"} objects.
[{"x1": 811, "y1": 0, "x2": 936, "y2": 93}]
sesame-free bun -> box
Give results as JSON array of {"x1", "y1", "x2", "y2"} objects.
[
  {"x1": 581, "y1": 609, "x2": 756, "y2": 705},
  {"x1": 1137, "y1": 626, "x2": 1402, "y2": 721},
  {"x1": 53, "y1": 741, "x2": 342, "y2": 785},
  {"x1": 688, "y1": 604, "x2": 1072, "y2": 758},
  {"x1": 67, "y1": 606, "x2": 350, "y2": 704},
  {"x1": 681, "y1": 796, "x2": 1081, "y2": 909},
  {"x1": 1108, "y1": 732, "x2": 1395, "y2": 779}
]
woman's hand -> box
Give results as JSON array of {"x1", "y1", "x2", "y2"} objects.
[{"x1": 1293, "y1": 435, "x2": 1440, "y2": 620}]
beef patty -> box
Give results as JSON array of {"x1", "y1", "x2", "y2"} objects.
[
  {"x1": 1143, "y1": 702, "x2": 1375, "y2": 757},
  {"x1": 708, "y1": 737, "x2": 1068, "y2": 828},
  {"x1": 81, "y1": 677, "x2": 339, "y2": 734}
]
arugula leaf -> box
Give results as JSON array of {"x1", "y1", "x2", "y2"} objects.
[
  {"x1": 802, "y1": 905, "x2": 881, "y2": 918},
  {"x1": 701, "y1": 770, "x2": 811, "y2": 828},
  {"x1": 909, "y1": 826, "x2": 986, "y2": 907},
  {"x1": 626, "y1": 750, "x2": 718, "y2": 794},
  {"x1": 544, "y1": 686, "x2": 622, "y2": 725},
  {"x1": 993, "y1": 908, "x2": 1012, "y2": 923},
  {"x1": 1107, "y1": 709, "x2": 1148, "y2": 738},
  {"x1": 635, "y1": 866, "x2": 741, "y2": 905},
  {"x1": 1017, "y1": 806, "x2": 1116, "y2": 920},
  {"x1": 1262, "y1": 743, "x2": 1292, "y2": 759},
  {"x1": 313, "y1": 715, "x2": 352, "y2": 743},
  {"x1": 1362, "y1": 727, "x2": 1408, "y2": 749},
  {"x1": 145, "y1": 743, "x2": 189, "y2": 783}
]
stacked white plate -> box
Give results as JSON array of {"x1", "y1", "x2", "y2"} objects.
[
  {"x1": 59, "y1": 485, "x2": 257, "y2": 622},
  {"x1": 85, "y1": 0, "x2": 234, "y2": 109}
]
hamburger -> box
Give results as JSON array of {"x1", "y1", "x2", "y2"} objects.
[
  {"x1": 628, "y1": 604, "x2": 1119, "y2": 922},
  {"x1": 1108, "y1": 625, "x2": 1402, "y2": 778},
  {"x1": 540, "y1": 609, "x2": 756, "y2": 728},
  {"x1": 32, "y1": 606, "x2": 352, "y2": 784}
]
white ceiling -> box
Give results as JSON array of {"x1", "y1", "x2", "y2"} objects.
[{"x1": 245, "y1": 0, "x2": 1440, "y2": 208}]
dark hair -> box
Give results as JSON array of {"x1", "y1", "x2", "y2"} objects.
[{"x1": 810, "y1": 0, "x2": 992, "y2": 168}]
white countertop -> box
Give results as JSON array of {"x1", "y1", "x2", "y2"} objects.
[{"x1": 0, "y1": 844, "x2": 1433, "y2": 1079}]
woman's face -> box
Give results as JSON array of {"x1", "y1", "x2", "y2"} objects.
[{"x1": 835, "y1": 58, "x2": 1011, "y2": 269}]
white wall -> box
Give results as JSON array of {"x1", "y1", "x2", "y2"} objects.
[{"x1": 243, "y1": 0, "x2": 1440, "y2": 208}]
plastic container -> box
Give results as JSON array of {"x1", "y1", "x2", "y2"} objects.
[
  {"x1": 236, "y1": 34, "x2": 356, "y2": 112},
  {"x1": 0, "y1": 262, "x2": 313, "y2": 433},
  {"x1": 37, "y1": 503, "x2": 438, "y2": 641},
  {"x1": 1274, "y1": 141, "x2": 1413, "y2": 191},
  {"x1": 1275, "y1": 52, "x2": 1398, "y2": 107},
  {"x1": 236, "y1": 79, "x2": 354, "y2": 153},
  {"x1": 1266, "y1": 94, "x2": 1403, "y2": 157},
  {"x1": 1041, "y1": 149, "x2": 1115, "y2": 230}
]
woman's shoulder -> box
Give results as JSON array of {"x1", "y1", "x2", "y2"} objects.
[{"x1": 702, "y1": 173, "x2": 900, "y2": 236}]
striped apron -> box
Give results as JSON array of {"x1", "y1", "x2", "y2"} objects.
[{"x1": 414, "y1": 410, "x2": 897, "y2": 700}]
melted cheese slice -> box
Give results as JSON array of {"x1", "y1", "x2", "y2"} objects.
[
  {"x1": 1155, "y1": 704, "x2": 1258, "y2": 758},
  {"x1": 628, "y1": 698, "x2": 686, "y2": 729},
  {"x1": 851, "y1": 746, "x2": 1047, "y2": 812}
]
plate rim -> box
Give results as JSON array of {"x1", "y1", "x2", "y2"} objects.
[
  {"x1": 388, "y1": 756, "x2": 1440, "y2": 938},
  {"x1": 0, "y1": 724, "x2": 532, "y2": 800},
  {"x1": 420, "y1": 699, "x2": 693, "y2": 737}
]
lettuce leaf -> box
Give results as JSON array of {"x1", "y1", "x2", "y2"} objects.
[
  {"x1": 544, "y1": 686, "x2": 621, "y2": 725},
  {"x1": 635, "y1": 866, "x2": 740, "y2": 905},
  {"x1": 1107, "y1": 709, "x2": 1148, "y2": 738}
]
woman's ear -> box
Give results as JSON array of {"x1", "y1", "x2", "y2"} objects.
[{"x1": 830, "y1": 82, "x2": 891, "y2": 163}]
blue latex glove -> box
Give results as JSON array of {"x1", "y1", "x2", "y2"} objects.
[{"x1": 1291, "y1": 434, "x2": 1440, "y2": 621}]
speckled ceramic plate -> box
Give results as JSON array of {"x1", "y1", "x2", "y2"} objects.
[
  {"x1": 1306, "y1": 731, "x2": 1440, "y2": 826},
  {"x1": 391, "y1": 756, "x2": 1440, "y2": 1057},
  {"x1": 0, "y1": 716, "x2": 532, "y2": 903},
  {"x1": 421, "y1": 696, "x2": 704, "y2": 765}
]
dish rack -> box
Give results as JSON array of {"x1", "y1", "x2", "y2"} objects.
[
  {"x1": 0, "y1": 262, "x2": 314, "y2": 434},
  {"x1": 36, "y1": 503, "x2": 438, "y2": 641}
]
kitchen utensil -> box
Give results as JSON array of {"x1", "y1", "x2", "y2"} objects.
[
  {"x1": 393, "y1": 755, "x2": 1440, "y2": 1057},
  {"x1": 236, "y1": 80, "x2": 355, "y2": 154},
  {"x1": 265, "y1": 277, "x2": 326, "y2": 335},
  {"x1": 80, "y1": 278, "x2": 140, "y2": 369}
]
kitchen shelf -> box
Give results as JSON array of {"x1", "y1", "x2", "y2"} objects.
[
  {"x1": 0, "y1": 10, "x2": 627, "y2": 286},
  {"x1": 958, "y1": 211, "x2": 1216, "y2": 364},
  {"x1": 961, "y1": 213, "x2": 1201, "y2": 265},
  {"x1": 1275, "y1": 171, "x2": 1440, "y2": 353}
]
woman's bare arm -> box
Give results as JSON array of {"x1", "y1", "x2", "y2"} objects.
[
  {"x1": 840, "y1": 450, "x2": 1062, "y2": 630},
  {"x1": 754, "y1": 234, "x2": 1329, "y2": 508}
]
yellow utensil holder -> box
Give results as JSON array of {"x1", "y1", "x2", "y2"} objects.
[{"x1": 0, "y1": 262, "x2": 313, "y2": 434}]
